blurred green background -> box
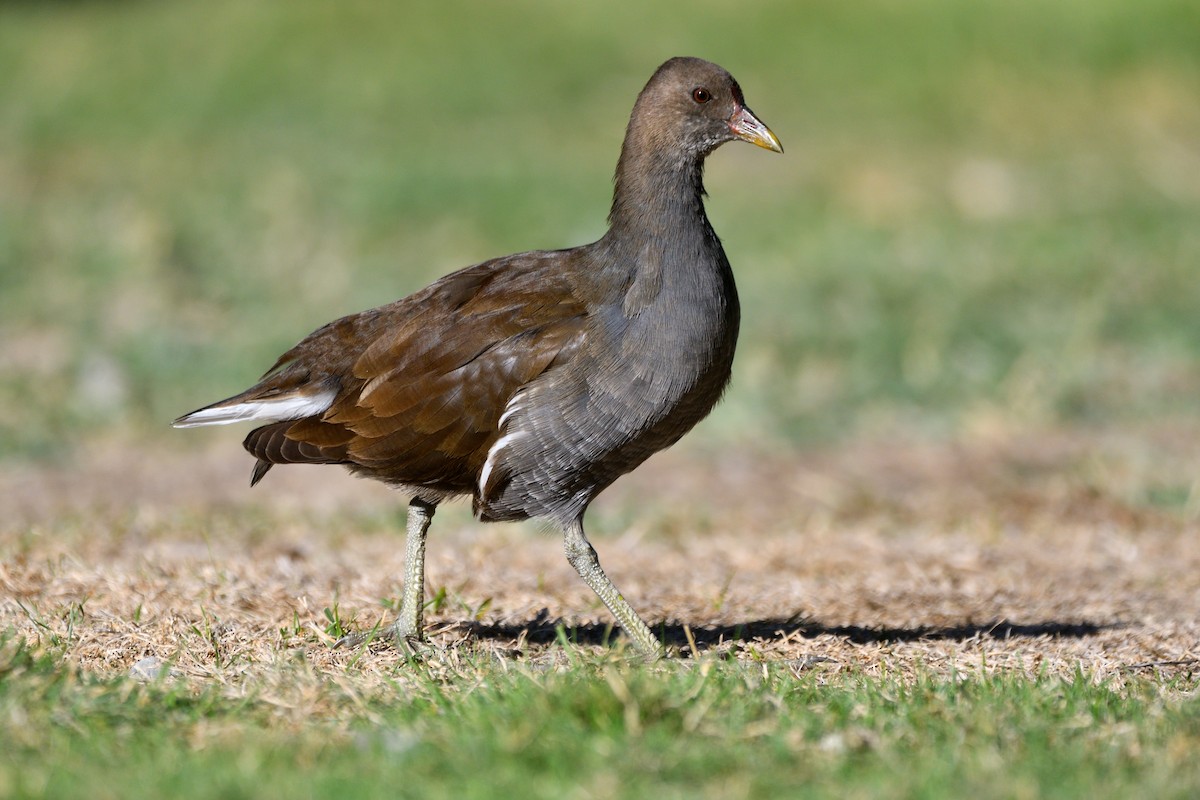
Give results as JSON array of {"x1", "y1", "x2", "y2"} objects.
[{"x1": 2, "y1": 0, "x2": 1198, "y2": 459}]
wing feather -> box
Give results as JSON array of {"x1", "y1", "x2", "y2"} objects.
[{"x1": 238, "y1": 251, "x2": 589, "y2": 494}]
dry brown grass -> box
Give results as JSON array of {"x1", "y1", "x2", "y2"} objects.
[{"x1": 3, "y1": 422, "x2": 1198, "y2": 695}]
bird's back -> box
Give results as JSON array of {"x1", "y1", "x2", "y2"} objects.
[{"x1": 182, "y1": 248, "x2": 589, "y2": 502}]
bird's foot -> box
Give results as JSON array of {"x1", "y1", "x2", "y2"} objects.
[{"x1": 333, "y1": 619, "x2": 431, "y2": 659}]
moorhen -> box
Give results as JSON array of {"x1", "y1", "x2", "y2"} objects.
[{"x1": 175, "y1": 56, "x2": 782, "y2": 656}]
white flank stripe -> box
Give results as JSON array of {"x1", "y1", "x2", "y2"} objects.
[
  {"x1": 173, "y1": 389, "x2": 337, "y2": 428},
  {"x1": 478, "y1": 431, "x2": 526, "y2": 495},
  {"x1": 497, "y1": 394, "x2": 525, "y2": 429}
]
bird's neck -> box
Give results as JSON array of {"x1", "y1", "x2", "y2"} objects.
[
  {"x1": 605, "y1": 135, "x2": 711, "y2": 246},
  {"x1": 596, "y1": 137, "x2": 732, "y2": 319}
]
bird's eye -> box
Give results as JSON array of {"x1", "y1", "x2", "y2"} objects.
[{"x1": 691, "y1": 87, "x2": 712, "y2": 104}]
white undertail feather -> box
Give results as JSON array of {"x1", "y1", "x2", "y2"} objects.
[{"x1": 172, "y1": 389, "x2": 337, "y2": 428}]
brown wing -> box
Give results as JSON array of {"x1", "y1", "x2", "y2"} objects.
[{"x1": 241, "y1": 250, "x2": 589, "y2": 494}]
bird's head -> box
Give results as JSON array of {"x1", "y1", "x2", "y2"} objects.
[{"x1": 631, "y1": 56, "x2": 783, "y2": 161}]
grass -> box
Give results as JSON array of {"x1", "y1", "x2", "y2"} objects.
[
  {"x1": 2, "y1": 0, "x2": 1200, "y2": 796},
  {"x1": 2, "y1": 636, "x2": 1197, "y2": 800}
]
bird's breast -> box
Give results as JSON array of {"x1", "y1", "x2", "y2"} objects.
[{"x1": 475, "y1": 239, "x2": 741, "y2": 523}]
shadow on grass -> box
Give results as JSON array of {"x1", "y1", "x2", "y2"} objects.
[{"x1": 462, "y1": 612, "x2": 1115, "y2": 652}]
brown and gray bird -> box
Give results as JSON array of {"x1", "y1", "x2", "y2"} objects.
[{"x1": 174, "y1": 56, "x2": 782, "y2": 656}]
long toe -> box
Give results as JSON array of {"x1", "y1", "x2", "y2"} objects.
[{"x1": 334, "y1": 619, "x2": 428, "y2": 655}]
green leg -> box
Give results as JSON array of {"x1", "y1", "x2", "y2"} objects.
[
  {"x1": 562, "y1": 518, "x2": 663, "y2": 657},
  {"x1": 335, "y1": 498, "x2": 435, "y2": 651}
]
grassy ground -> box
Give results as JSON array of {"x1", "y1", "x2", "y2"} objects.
[
  {"x1": 2, "y1": 0, "x2": 1200, "y2": 797},
  {"x1": 4, "y1": 432, "x2": 1199, "y2": 798}
]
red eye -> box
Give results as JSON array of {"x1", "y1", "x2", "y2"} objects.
[{"x1": 691, "y1": 87, "x2": 711, "y2": 104}]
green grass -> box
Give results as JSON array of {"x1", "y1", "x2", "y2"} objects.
[
  {"x1": 1, "y1": 637, "x2": 1197, "y2": 800},
  {"x1": 2, "y1": 0, "x2": 1199, "y2": 454}
]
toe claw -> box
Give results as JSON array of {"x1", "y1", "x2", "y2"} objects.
[{"x1": 333, "y1": 631, "x2": 364, "y2": 650}]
